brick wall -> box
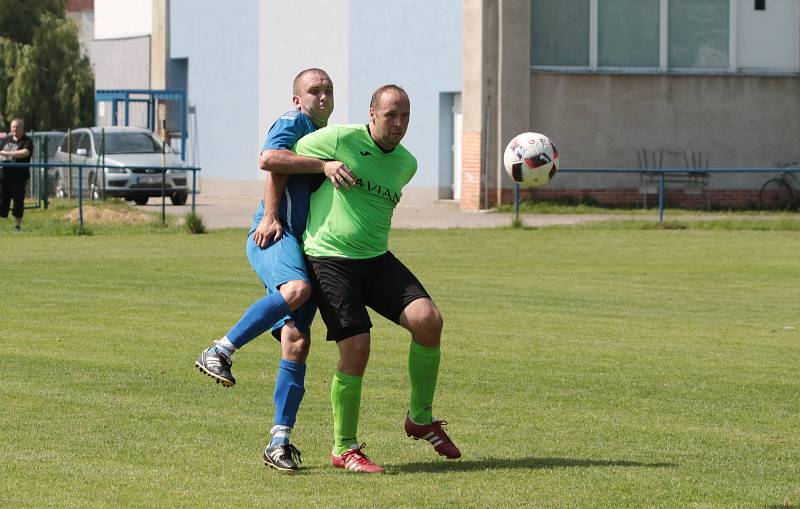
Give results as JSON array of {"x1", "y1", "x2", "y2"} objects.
[
  {"x1": 460, "y1": 131, "x2": 482, "y2": 210},
  {"x1": 66, "y1": 0, "x2": 94, "y2": 12},
  {"x1": 497, "y1": 187, "x2": 763, "y2": 210}
]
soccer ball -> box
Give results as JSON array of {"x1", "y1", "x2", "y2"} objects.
[{"x1": 502, "y1": 132, "x2": 559, "y2": 188}]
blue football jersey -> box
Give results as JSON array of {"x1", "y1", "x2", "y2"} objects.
[{"x1": 251, "y1": 110, "x2": 324, "y2": 236}]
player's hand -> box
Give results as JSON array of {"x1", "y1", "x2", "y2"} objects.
[
  {"x1": 323, "y1": 160, "x2": 356, "y2": 190},
  {"x1": 253, "y1": 215, "x2": 282, "y2": 247}
]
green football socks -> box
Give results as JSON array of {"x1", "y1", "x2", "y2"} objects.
[
  {"x1": 408, "y1": 342, "x2": 440, "y2": 424},
  {"x1": 331, "y1": 371, "x2": 362, "y2": 455}
]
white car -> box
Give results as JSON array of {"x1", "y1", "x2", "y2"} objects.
[{"x1": 54, "y1": 126, "x2": 190, "y2": 205}]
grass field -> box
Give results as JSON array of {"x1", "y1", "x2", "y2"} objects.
[{"x1": 1, "y1": 222, "x2": 799, "y2": 508}]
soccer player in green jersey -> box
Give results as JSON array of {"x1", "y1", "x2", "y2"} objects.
[{"x1": 293, "y1": 84, "x2": 461, "y2": 473}]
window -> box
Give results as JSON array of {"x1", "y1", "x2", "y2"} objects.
[
  {"x1": 99, "y1": 132, "x2": 164, "y2": 155},
  {"x1": 76, "y1": 133, "x2": 92, "y2": 154},
  {"x1": 668, "y1": 0, "x2": 729, "y2": 68},
  {"x1": 530, "y1": 0, "x2": 799, "y2": 73},
  {"x1": 531, "y1": 0, "x2": 590, "y2": 67},
  {"x1": 598, "y1": 0, "x2": 660, "y2": 67},
  {"x1": 61, "y1": 132, "x2": 92, "y2": 155}
]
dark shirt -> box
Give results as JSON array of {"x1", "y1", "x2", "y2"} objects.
[{"x1": 0, "y1": 134, "x2": 34, "y2": 180}]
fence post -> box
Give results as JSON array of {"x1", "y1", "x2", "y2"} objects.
[
  {"x1": 191, "y1": 168, "x2": 196, "y2": 214},
  {"x1": 78, "y1": 165, "x2": 84, "y2": 232},
  {"x1": 101, "y1": 128, "x2": 106, "y2": 201},
  {"x1": 43, "y1": 136, "x2": 49, "y2": 210},
  {"x1": 658, "y1": 173, "x2": 665, "y2": 223},
  {"x1": 160, "y1": 120, "x2": 167, "y2": 226}
]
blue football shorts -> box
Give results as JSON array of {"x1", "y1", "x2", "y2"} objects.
[{"x1": 246, "y1": 230, "x2": 317, "y2": 339}]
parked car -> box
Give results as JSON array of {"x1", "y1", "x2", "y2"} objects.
[
  {"x1": 31, "y1": 131, "x2": 65, "y2": 162},
  {"x1": 54, "y1": 127, "x2": 189, "y2": 205}
]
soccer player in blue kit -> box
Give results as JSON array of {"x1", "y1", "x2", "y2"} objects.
[{"x1": 194, "y1": 68, "x2": 354, "y2": 471}]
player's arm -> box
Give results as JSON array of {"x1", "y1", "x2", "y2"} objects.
[
  {"x1": 252, "y1": 171, "x2": 285, "y2": 247},
  {"x1": 0, "y1": 147, "x2": 30, "y2": 159},
  {"x1": 260, "y1": 148, "x2": 354, "y2": 189}
]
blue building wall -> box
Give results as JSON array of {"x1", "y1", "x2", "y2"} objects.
[
  {"x1": 167, "y1": 0, "x2": 462, "y2": 187},
  {"x1": 347, "y1": 0, "x2": 463, "y2": 190},
  {"x1": 170, "y1": 0, "x2": 260, "y2": 179}
]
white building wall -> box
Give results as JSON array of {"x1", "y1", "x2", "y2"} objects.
[
  {"x1": 94, "y1": 0, "x2": 152, "y2": 39},
  {"x1": 737, "y1": 0, "x2": 800, "y2": 70}
]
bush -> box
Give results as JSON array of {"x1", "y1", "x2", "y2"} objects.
[{"x1": 184, "y1": 211, "x2": 205, "y2": 234}]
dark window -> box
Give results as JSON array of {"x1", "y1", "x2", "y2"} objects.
[
  {"x1": 531, "y1": 0, "x2": 590, "y2": 66},
  {"x1": 755, "y1": 0, "x2": 766, "y2": 11}
]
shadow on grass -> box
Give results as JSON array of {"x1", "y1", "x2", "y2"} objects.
[{"x1": 389, "y1": 456, "x2": 676, "y2": 474}]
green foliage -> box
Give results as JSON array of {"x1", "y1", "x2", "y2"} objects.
[
  {"x1": 0, "y1": 36, "x2": 20, "y2": 127},
  {"x1": 184, "y1": 211, "x2": 206, "y2": 234},
  {"x1": 0, "y1": 0, "x2": 65, "y2": 45},
  {"x1": 0, "y1": 4, "x2": 93, "y2": 129},
  {"x1": 1, "y1": 229, "x2": 799, "y2": 507}
]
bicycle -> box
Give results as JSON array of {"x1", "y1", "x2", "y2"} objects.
[{"x1": 759, "y1": 164, "x2": 799, "y2": 210}]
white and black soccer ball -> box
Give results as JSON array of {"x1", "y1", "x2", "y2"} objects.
[{"x1": 502, "y1": 132, "x2": 559, "y2": 188}]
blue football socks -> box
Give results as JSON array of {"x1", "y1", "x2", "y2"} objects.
[
  {"x1": 272, "y1": 359, "x2": 306, "y2": 436},
  {"x1": 226, "y1": 292, "x2": 290, "y2": 349}
]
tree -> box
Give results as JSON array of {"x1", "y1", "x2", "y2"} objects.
[
  {"x1": 0, "y1": 0, "x2": 65, "y2": 45},
  {"x1": 0, "y1": 2, "x2": 93, "y2": 130},
  {"x1": 0, "y1": 37, "x2": 21, "y2": 127}
]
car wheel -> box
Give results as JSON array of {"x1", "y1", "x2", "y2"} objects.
[
  {"x1": 54, "y1": 171, "x2": 67, "y2": 198},
  {"x1": 133, "y1": 196, "x2": 149, "y2": 206},
  {"x1": 89, "y1": 172, "x2": 103, "y2": 200},
  {"x1": 170, "y1": 191, "x2": 188, "y2": 206}
]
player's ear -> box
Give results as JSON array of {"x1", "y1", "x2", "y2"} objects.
[
  {"x1": 369, "y1": 107, "x2": 375, "y2": 122},
  {"x1": 292, "y1": 95, "x2": 301, "y2": 109}
]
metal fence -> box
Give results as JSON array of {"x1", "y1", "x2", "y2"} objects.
[
  {"x1": 2, "y1": 161, "x2": 201, "y2": 232},
  {"x1": 515, "y1": 168, "x2": 800, "y2": 223}
]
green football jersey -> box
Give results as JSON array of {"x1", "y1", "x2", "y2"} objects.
[{"x1": 295, "y1": 124, "x2": 417, "y2": 259}]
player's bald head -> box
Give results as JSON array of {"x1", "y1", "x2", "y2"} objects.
[
  {"x1": 369, "y1": 84, "x2": 409, "y2": 110},
  {"x1": 293, "y1": 68, "x2": 331, "y2": 95}
]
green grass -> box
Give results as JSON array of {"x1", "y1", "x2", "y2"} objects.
[
  {"x1": 2, "y1": 198, "x2": 185, "y2": 236},
  {"x1": 1, "y1": 227, "x2": 799, "y2": 508}
]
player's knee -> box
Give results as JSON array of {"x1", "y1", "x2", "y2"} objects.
[
  {"x1": 412, "y1": 301, "x2": 443, "y2": 337},
  {"x1": 280, "y1": 280, "x2": 312, "y2": 310}
]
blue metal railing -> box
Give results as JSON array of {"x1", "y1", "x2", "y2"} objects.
[
  {"x1": 515, "y1": 168, "x2": 800, "y2": 224},
  {"x1": 0, "y1": 161, "x2": 201, "y2": 232}
]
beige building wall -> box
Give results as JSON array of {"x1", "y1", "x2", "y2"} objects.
[
  {"x1": 462, "y1": 0, "x2": 532, "y2": 210},
  {"x1": 461, "y1": 0, "x2": 488, "y2": 210},
  {"x1": 150, "y1": 0, "x2": 167, "y2": 90},
  {"x1": 495, "y1": 1, "x2": 530, "y2": 204},
  {"x1": 530, "y1": 73, "x2": 800, "y2": 178},
  {"x1": 461, "y1": 1, "x2": 800, "y2": 210}
]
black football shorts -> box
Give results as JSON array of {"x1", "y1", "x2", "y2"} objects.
[{"x1": 305, "y1": 251, "x2": 431, "y2": 341}]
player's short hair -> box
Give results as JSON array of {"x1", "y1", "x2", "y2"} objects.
[
  {"x1": 370, "y1": 84, "x2": 409, "y2": 110},
  {"x1": 11, "y1": 118, "x2": 23, "y2": 128},
  {"x1": 293, "y1": 68, "x2": 330, "y2": 95}
]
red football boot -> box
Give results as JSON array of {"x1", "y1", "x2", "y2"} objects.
[
  {"x1": 331, "y1": 443, "x2": 385, "y2": 473},
  {"x1": 404, "y1": 415, "x2": 462, "y2": 459}
]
